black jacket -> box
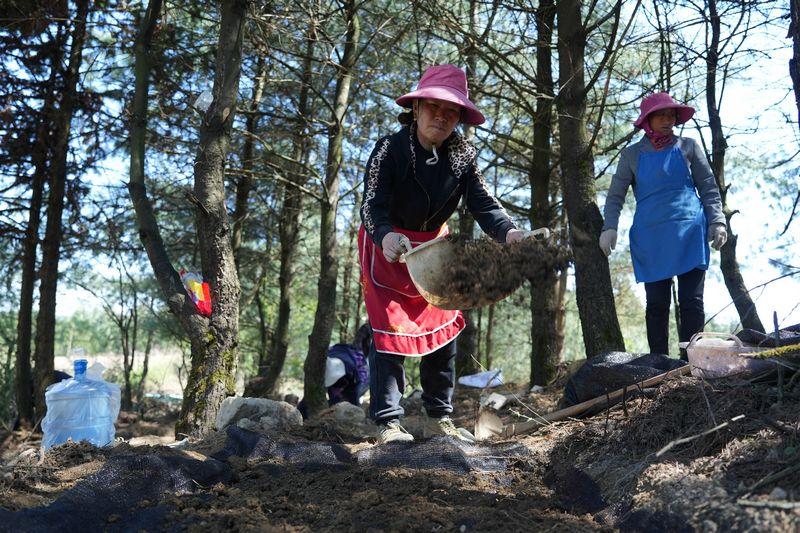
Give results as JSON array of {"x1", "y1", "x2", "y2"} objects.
[{"x1": 360, "y1": 125, "x2": 516, "y2": 247}]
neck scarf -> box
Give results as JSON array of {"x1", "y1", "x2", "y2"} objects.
[{"x1": 643, "y1": 123, "x2": 673, "y2": 151}]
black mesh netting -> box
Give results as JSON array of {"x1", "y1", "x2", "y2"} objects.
[
  {"x1": 216, "y1": 425, "x2": 528, "y2": 473},
  {"x1": 2, "y1": 426, "x2": 530, "y2": 531},
  {"x1": 562, "y1": 352, "x2": 687, "y2": 408},
  {"x1": 0, "y1": 453, "x2": 231, "y2": 532}
]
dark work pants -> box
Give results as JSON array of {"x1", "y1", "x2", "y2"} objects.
[
  {"x1": 644, "y1": 268, "x2": 706, "y2": 359},
  {"x1": 368, "y1": 340, "x2": 457, "y2": 424}
]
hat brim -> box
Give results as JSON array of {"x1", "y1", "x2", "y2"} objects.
[
  {"x1": 396, "y1": 86, "x2": 485, "y2": 126},
  {"x1": 634, "y1": 103, "x2": 695, "y2": 128}
]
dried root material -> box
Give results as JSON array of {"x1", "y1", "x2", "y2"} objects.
[{"x1": 437, "y1": 236, "x2": 571, "y2": 302}]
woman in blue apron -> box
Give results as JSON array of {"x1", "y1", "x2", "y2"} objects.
[{"x1": 599, "y1": 93, "x2": 727, "y2": 358}]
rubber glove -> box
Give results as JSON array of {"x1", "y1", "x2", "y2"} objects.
[
  {"x1": 381, "y1": 232, "x2": 412, "y2": 263},
  {"x1": 709, "y1": 223, "x2": 727, "y2": 250},
  {"x1": 599, "y1": 229, "x2": 617, "y2": 256},
  {"x1": 506, "y1": 227, "x2": 551, "y2": 243}
]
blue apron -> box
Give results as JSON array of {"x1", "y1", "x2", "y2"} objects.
[{"x1": 629, "y1": 145, "x2": 709, "y2": 283}]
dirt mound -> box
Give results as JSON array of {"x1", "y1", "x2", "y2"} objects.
[
  {"x1": 539, "y1": 376, "x2": 800, "y2": 530},
  {"x1": 2, "y1": 376, "x2": 798, "y2": 531},
  {"x1": 0, "y1": 440, "x2": 110, "y2": 511}
]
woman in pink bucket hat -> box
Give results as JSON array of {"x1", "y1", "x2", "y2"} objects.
[
  {"x1": 600, "y1": 92, "x2": 727, "y2": 358},
  {"x1": 358, "y1": 64, "x2": 528, "y2": 444}
]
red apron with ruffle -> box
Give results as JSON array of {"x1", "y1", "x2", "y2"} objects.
[{"x1": 358, "y1": 225, "x2": 464, "y2": 357}]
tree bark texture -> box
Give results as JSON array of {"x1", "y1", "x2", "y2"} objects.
[
  {"x1": 178, "y1": 0, "x2": 246, "y2": 436},
  {"x1": 791, "y1": 0, "x2": 800, "y2": 133},
  {"x1": 127, "y1": 0, "x2": 247, "y2": 437},
  {"x1": 705, "y1": 0, "x2": 764, "y2": 332},
  {"x1": 485, "y1": 303, "x2": 495, "y2": 370},
  {"x1": 556, "y1": 0, "x2": 625, "y2": 358},
  {"x1": 257, "y1": 26, "x2": 316, "y2": 396},
  {"x1": 14, "y1": 28, "x2": 65, "y2": 426},
  {"x1": 135, "y1": 328, "x2": 154, "y2": 405},
  {"x1": 456, "y1": 214, "x2": 480, "y2": 376},
  {"x1": 338, "y1": 200, "x2": 360, "y2": 342},
  {"x1": 32, "y1": 1, "x2": 90, "y2": 422},
  {"x1": 303, "y1": 1, "x2": 359, "y2": 417},
  {"x1": 529, "y1": 0, "x2": 560, "y2": 386},
  {"x1": 455, "y1": 1, "x2": 482, "y2": 376}
]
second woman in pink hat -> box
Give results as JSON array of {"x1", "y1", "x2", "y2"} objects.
[{"x1": 600, "y1": 92, "x2": 727, "y2": 358}]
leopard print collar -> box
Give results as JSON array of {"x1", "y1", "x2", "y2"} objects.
[{"x1": 407, "y1": 123, "x2": 476, "y2": 180}]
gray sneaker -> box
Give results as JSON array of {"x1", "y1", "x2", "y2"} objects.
[
  {"x1": 423, "y1": 415, "x2": 476, "y2": 443},
  {"x1": 377, "y1": 420, "x2": 414, "y2": 444}
]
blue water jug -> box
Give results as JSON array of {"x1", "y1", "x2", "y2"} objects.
[{"x1": 42, "y1": 359, "x2": 121, "y2": 450}]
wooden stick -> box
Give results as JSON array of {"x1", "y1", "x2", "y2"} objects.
[
  {"x1": 736, "y1": 499, "x2": 800, "y2": 510},
  {"x1": 499, "y1": 365, "x2": 692, "y2": 438}
]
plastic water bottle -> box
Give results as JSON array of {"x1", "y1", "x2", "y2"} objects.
[
  {"x1": 194, "y1": 89, "x2": 213, "y2": 112},
  {"x1": 42, "y1": 359, "x2": 121, "y2": 450}
]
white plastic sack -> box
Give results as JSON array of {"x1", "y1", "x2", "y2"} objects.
[{"x1": 457, "y1": 369, "x2": 504, "y2": 388}]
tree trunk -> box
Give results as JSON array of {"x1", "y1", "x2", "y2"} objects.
[
  {"x1": 791, "y1": 0, "x2": 800, "y2": 132},
  {"x1": 135, "y1": 328, "x2": 154, "y2": 405},
  {"x1": 351, "y1": 280, "x2": 363, "y2": 341},
  {"x1": 485, "y1": 303, "x2": 495, "y2": 370},
  {"x1": 455, "y1": 0, "x2": 482, "y2": 376},
  {"x1": 232, "y1": 56, "x2": 266, "y2": 270},
  {"x1": 338, "y1": 198, "x2": 360, "y2": 342},
  {"x1": 302, "y1": 1, "x2": 359, "y2": 417},
  {"x1": 529, "y1": 0, "x2": 560, "y2": 386},
  {"x1": 456, "y1": 215, "x2": 480, "y2": 376},
  {"x1": 177, "y1": 0, "x2": 246, "y2": 436},
  {"x1": 554, "y1": 254, "x2": 568, "y2": 357},
  {"x1": 121, "y1": 329, "x2": 133, "y2": 410},
  {"x1": 121, "y1": 294, "x2": 138, "y2": 411},
  {"x1": 32, "y1": 1, "x2": 90, "y2": 423},
  {"x1": 705, "y1": 0, "x2": 764, "y2": 332},
  {"x1": 256, "y1": 26, "x2": 316, "y2": 396},
  {"x1": 128, "y1": 0, "x2": 247, "y2": 438},
  {"x1": 556, "y1": 0, "x2": 625, "y2": 358},
  {"x1": 14, "y1": 29, "x2": 63, "y2": 425}
]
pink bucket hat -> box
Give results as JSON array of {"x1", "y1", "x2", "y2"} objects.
[
  {"x1": 633, "y1": 92, "x2": 695, "y2": 129},
  {"x1": 396, "y1": 64, "x2": 485, "y2": 126}
]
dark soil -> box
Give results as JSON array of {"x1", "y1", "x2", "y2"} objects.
[
  {"x1": 2, "y1": 375, "x2": 799, "y2": 532},
  {"x1": 436, "y1": 236, "x2": 570, "y2": 307}
]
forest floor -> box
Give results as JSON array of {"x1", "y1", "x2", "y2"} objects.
[{"x1": 1, "y1": 372, "x2": 799, "y2": 532}]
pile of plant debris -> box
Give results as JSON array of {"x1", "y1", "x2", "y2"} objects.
[{"x1": 435, "y1": 236, "x2": 570, "y2": 304}]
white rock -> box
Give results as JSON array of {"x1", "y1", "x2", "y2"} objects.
[
  {"x1": 216, "y1": 396, "x2": 302, "y2": 432},
  {"x1": 529, "y1": 385, "x2": 545, "y2": 394},
  {"x1": 481, "y1": 392, "x2": 508, "y2": 410}
]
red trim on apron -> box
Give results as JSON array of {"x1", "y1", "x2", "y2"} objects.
[{"x1": 358, "y1": 225, "x2": 464, "y2": 357}]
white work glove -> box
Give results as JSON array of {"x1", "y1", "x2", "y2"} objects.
[
  {"x1": 599, "y1": 229, "x2": 617, "y2": 256},
  {"x1": 505, "y1": 227, "x2": 551, "y2": 243},
  {"x1": 381, "y1": 232, "x2": 412, "y2": 263},
  {"x1": 709, "y1": 223, "x2": 727, "y2": 250}
]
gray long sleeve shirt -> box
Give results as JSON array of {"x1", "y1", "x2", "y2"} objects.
[{"x1": 602, "y1": 135, "x2": 726, "y2": 231}]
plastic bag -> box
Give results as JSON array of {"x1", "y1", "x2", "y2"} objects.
[
  {"x1": 562, "y1": 352, "x2": 686, "y2": 408},
  {"x1": 194, "y1": 89, "x2": 213, "y2": 112},
  {"x1": 458, "y1": 369, "x2": 504, "y2": 388},
  {"x1": 42, "y1": 359, "x2": 121, "y2": 450},
  {"x1": 180, "y1": 269, "x2": 212, "y2": 316}
]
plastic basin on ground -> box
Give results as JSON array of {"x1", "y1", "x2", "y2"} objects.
[{"x1": 680, "y1": 332, "x2": 774, "y2": 379}]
